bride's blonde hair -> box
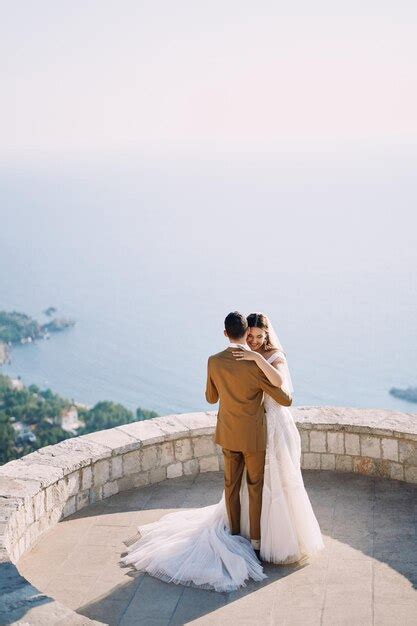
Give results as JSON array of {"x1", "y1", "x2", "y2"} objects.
[{"x1": 246, "y1": 312, "x2": 281, "y2": 352}]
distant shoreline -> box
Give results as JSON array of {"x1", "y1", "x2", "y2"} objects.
[
  {"x1": 390, "y1": 387, "x2": 417, "y2": 404},
  {"x1": 0, "y1": 309, "x2": 76, "y2": 367}
]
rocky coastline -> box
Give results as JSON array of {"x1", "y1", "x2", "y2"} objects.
[
  {"x1": 390, "y1": 386, "x2": 417, "y2": 404},
  {"x1": 0, "y1": 309, "x2": 75, "y2": 363}
]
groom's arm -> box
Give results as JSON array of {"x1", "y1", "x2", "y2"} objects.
[
  {"x1": 257, "y1": 370, "x2": 293, "y2": 407},
  {"x1": 205, "y1": 357, "x2": 219, "y2": 404}
]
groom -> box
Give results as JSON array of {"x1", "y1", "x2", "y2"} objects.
[{"x1": 205, "y1": 311, "x2": 292, "y2": 556}]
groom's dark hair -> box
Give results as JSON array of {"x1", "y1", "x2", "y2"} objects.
[{"x1": 224, "y1": 311, "x2": 248, "y2": 340}]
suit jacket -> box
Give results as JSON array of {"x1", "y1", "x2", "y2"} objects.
[{"x1": 205, "y1": 347, "x2": 293, "y2": 452}]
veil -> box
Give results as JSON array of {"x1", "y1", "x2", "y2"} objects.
[{"x1": 252, "y1": 313, "x2": 294, "y2": 395}]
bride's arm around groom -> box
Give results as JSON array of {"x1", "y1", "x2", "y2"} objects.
[{"x1": 205, "y1": 352, "x2": 292, "y2": 408}]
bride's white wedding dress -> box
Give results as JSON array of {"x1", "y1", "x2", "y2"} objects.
[{"x1": 120, "y1": 352, "x2": 324, "y2": 592}]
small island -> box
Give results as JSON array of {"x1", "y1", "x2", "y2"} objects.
[
  {"x1": 389, "y1": 386, "x2": 417, "y2": 404},
  {"x1": 0, "y1": 309, "x2": 76, "y2": 366}
]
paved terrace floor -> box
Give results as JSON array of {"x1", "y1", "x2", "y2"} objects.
[{"x1": 18, "y1": 471, "x2": 417, "y2": 626}]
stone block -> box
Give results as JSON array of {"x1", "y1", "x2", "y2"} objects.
[
  {"x1": 155, "y1": 415, "x2": 190, "y2": 440},
  {"x1": 0, "y1": 498, "x2": 22, "y2": 522},
  {"x1": 327, "y1": 432, "x2": 344, "y2": 454},
  {"x1": 389, "y1": 462, "x2": 404, "y2": 481},
  {"x1": 17, "y1": 536, "x2": 24, "y2": 559},
  {"x1": 381, "y1": 438, "x2": 398, "y2": 462},
  {"x1": 118, "y1": 419, "x2": 166, "y2": 445},
  {"x1": 140, "y1": 446, "x2": 158, "y2": 472},
  {"x1": 45, "y1": 481, "x2": 67, "y2": 512},
  {"x1": 76, "y1": 489, "x2": 90, "y2": 511},
  {"x1": 0, "y1": 460, "x2": 63, "y2": 488},
  {"x1": 93, "y1": 459, "x2": 110, "y2": 486},
  {"x1": 89, "y1": 485, "x2": 103, "y2": 504},
  {"x1": 310, "y1": 431, "x2": 326, "y2": 453},
  {"x1": 374, "y1": 459, "x2": 391, "y2": 479},
  {"x1": 0, "y1": 524, "x2": 9, "y2": 549},
  {"x1": 103, "y1": 480, "x2": 119, "y2": 498},
  {"x1": 360, "y1": 435, "x2": 381, "y2": 459},
  {"x1": 300, "y1": 430, "x2": 309, "y2": 452},
  {"x1": 25, "y1": 524, "x2": 37, "y2": 550},
  {"x1": 320, "y1": 454, "x2": 335, "y2": 470},
  {"x1": 167, "y1": 463, "x2": 183, "y2": 479},
  {"x1": 199, "y1": 456, "x2": 220, "y2": 473},
  {"x1": 302, "y1": 453, "x2": 321, "y2": 470},
  {"x1": 399, "y1": 440, "x2": 417, "y2": 466},
  {"x1": 345, "y1": 433, "x2": 360, "y2": 456},
  {"x1": 23, "y1": 438, "x2": 109, "y2": 471},
  {"x1": 36, "y1": 512, "x2": 52, "y2": 536},
  {"x1": 66, "y1": 471, "x2": 80, "y2": 497},
  {"x1": 159, "y1": 441, "x2": 175, "y2": 466},
  {"x1": 49, "y1": 506, "x2": 62, "y2": 527},
  {"x1": 0, "y1": 506, "x2": 14, "y2": 532},
  {"x1": 123, "y1": 450, "x2": 141, "y2": 475},
  {"x1": 404, "y1": 466, "x2": 417, "y2": 484},
  {"x1": 353, "y1": 456, "x2": 376, "y2": 476},
  {"x1": 183, "y1": 459, "x2": 199, "y2": 476},
  {"x1": 111, "y1": 455, "x2": 123, "y2": 480},
  {"x1": 63, "y1": 496, "x2": 76, "y2": 518},
  {"x1": 32, "y1": 490, "x2": 45, "y2": 521},
  {"x1": 0, "y1": 476, "x2": 41, "y2": 504},
  {"x1": 118, "y1": 471, "x2": 149, "y2": 491},
  {"x1": 81, "y1": 465, "x2": 93, "y2": 490},
  {"x1": 174, "y1": 438, "x2": 193, "y2": 462},
  {"x1": 81, "y1": 427, "x2": 140, "y2": 454},
  {"x1": 176, "y1": 411, "x2": 217, "y2": 436},
  {"x1": 335, "y1": 455, "x2": 353, "y2": 472},
  {"x1": 193, "y1": 435, "x2": 216, "y2": 458},
  {"x1": 149, "y1": 467, "x2": 166, "y2": 484}
]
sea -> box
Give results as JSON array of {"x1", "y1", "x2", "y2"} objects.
[{"x1": 1, "y1": 146, "x2": 416, "y2": 416}]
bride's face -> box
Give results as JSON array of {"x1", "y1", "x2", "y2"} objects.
[{"x1": 247, "y1": 327, "x2": 266, "y2": 351}]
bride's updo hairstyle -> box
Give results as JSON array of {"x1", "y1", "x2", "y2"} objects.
[{"x1": 247, "y1": 312, "x2": 278, "y2": 351}]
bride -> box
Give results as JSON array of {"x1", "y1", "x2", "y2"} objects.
[{"x1": 120, "y1": 313, "x2": 324, "y2": 592}]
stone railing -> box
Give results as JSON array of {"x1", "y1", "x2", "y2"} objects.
[
  {"x1": 295, "y1": 406, "x2": 417, "y2": 482},
  {"x1": 0, "y1": 406, "x2": 416, "y2": 624}
]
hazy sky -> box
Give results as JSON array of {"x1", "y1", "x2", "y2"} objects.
[
  {"x1": 1, "y1": 1, "x2": 416, "y2": 161},
  {"x1": 1, "y1": 2, "x2": 416, "y2": 276}
]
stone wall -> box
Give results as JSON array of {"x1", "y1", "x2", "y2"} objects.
[
  {"x1": 1, "y1": 407, "x2": 416, "y2": 565},
  {"x1": 294, "y1": 406, "x2": 417, "y2": 483},
  {"x1": 0, "y1": 406, "x2": 416, "y2": 624}
]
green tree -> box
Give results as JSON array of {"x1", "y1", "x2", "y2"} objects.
[
  {"x1": 136, "y1": 407, "x2": 158, "y2": 421},
  {"x1": 78, "y1": 401, "x2": 135, "y2": 434},
  {"x1": 0, "y1": 310, "x2": 41, "y2": 343},
  {"x1": 34, "y1": 421, "x2": 74, "y2": 447},
  {"x1": 0, "y1": 411, "x2": 17, "y2": 464}
]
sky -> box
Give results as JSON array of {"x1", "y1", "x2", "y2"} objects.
[
  {"x1": 1, "y1": 1, "x2": 417, "y2": 162},
  {"x1": 1, "y1": 1, "x2": 416, "y2": 280}
]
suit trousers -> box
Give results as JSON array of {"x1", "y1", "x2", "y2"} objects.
[{"x1": 222, "y1": 447, "x2": 266, "y2": 541}]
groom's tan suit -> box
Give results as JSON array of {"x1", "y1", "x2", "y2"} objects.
[{"x1": 205, "y1": 346, "x2": 292, "y2": 541}]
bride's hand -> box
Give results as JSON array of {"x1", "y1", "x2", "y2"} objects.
[{"x1": 232, "y1": 350, "x2": 260, "y2": 362}]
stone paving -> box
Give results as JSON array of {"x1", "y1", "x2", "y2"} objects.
[{"x1": 17, "y1": 471, "x2": 417, "y2": 626}]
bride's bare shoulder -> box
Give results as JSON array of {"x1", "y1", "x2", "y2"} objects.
[{"x1": 264, "y1": 349, "x2": 285, "y2": 363}]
